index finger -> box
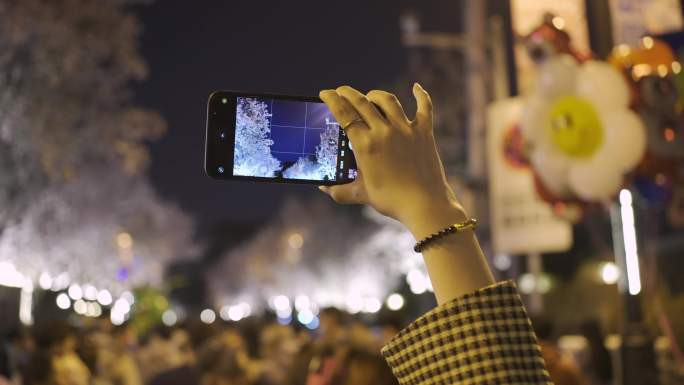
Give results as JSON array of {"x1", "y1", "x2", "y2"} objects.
[
  {"x1": 336, "y1": 86, "x2": 388, "y2": 131},
  {"x1": 319, "y1": 89, "x2": 367, "y2": 146}
]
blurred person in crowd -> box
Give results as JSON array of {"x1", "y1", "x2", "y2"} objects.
[
  {"x1": 580, "y1": 320, "x2": 613, "y2": 385},
  {"x1": 24, "y1": 322, "x2": 91, "y2": 385},
  {"x1": 377, "y1": 314, "x2": 405, "y2": 347},
  {"x1": 221, "y1": 327, "x2": 269, "y2": 383},
  {"x1": 138, "y1": 326, "x2": 188, "y2": 382},
  {"x1": 75, "y1": 330, "x2": 111, "y2": 385},
  {"x1": 285, "y1": 335, "x2": 317, "y2": 385},
  {"x1": 337, "y1": 348, "x2": 398, "y2": 385},
  {"x1": 170, "y1": 328, "x2": 195, "y2": 366},
  {"x1": 104, "y1": 323, "x2": 142, "y2": 385},
  {"x1": 254, "y1": 323, "x2": 299, "y2": 385},
  {"x1": 21, "y1": 348, "x2": 53, "y2": 385},
  {"x1": 304, "y1": 316, "x2": 394, "y2": 385},
  {"x1": 303, "y1": 344, "x2": 341, "y2": 385},
  {"x1": 347, "y1": 318, "x2": 378, "y2": 352},
  {"x1": 2, "y1": 328, "x2": 34, "y2": 384},
  {"x1": 236, "y1": 319, "x2": 267, "y2": 360},
  {"x1": 304, "y1": 345, "x2": 398, "y2": 385},
  {"x1": 287, "y1": 307, "x2": 348, "y2": 385},
  {"x1": 136, "y1": 326, "x2": 172, "y2": 381},
  {"x1": 147, "y1": 322, "x2": 218, "y2": 385},
  {"x1": 317, "y1": 308, "x2": 346, "y2": 348},
  {"x1": 532, "y1": 316, "x2": 587, "y2": 385},
  {"x1": 196, "y1": 335, "x2": 250, "y2": 385}
]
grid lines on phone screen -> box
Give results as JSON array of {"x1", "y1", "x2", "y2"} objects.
[{"x1": 233, "y1": 97, "x2": 340, "y2": 181}]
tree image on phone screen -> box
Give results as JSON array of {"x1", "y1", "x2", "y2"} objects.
[{"x1": 233, "y1": 97, "x2": 345, "y2": 182}]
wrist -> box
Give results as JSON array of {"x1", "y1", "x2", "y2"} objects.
[{"x1": 399, "y1": 197, "x2": 469, "y2": 240}]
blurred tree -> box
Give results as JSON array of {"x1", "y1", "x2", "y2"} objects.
[
  {"x1": 315, "y1": 121, "x2": 340, "y2": 180},
  {"x1": 208, "y1": 198, "x2": 377, "y2": 310},
  {"x1": 0, "y1": 0, "x2": 197, "y2": 288},
  {"x1": 0, "y1": 0, "x2": 163, "y2": 226},
  {"x1": 233, "y1": 97, "x2": 280, "y2": 177},
  {"x1": 282, "y1": 123, "x2": 339, "y2": 181},
  {"x1": 207, "y1": 196, "x2": 431, "y2": 316}
]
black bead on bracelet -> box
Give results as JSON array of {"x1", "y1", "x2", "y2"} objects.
[{"x1": 413, "y1": 218, "x2": 478, "y2": 253}]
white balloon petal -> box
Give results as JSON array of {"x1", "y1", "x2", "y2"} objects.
[
  {"x1": 568, "y1": 162, "x2": 623, "y2": 201},
  {"x1": 576, "y1": 61, "x2": 630, "y2": 111},
  {"x1": 536, "y1": 55, "x2": 579, "y2": 99},
  {"x1": 598, "y1": 109, "x2": 647, "y2": 170},
  {"x1": 530, "y1": 149, "x2": 571, "y2": 198},
  {"x1": 520, "y1": 96, "x2": 549, "y2": 142}
]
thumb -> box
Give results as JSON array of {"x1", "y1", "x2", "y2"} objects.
[
  {"x1": 412, "y1": 82, "x2": 433, "y2": 128},
  {"x1": 318, "y1": 177, "x2": 368, "y2": 205}
]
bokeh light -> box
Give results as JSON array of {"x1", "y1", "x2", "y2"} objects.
[
  {"x1": 162, "y1": 309, "x2": 178, "y2": 326},
  {"x1": 56, "y1": 293, "x2": 71, "y2": 310},
  {"x1": 200, "y1": 309, "x2": 216, "y2": 324},
  {"x1": 386, "y1": 293, "x2": 405, "y2": 311}
]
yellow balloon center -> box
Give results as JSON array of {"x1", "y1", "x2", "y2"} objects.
[{"x1": 546, "y1": 96, "x2": 604, "y2": 158}]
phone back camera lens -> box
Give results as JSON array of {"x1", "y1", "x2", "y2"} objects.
[
  {"x1": 219, "y1": 132, "x2": 226, "y2": 140},
  {"x1": 217, "y1": 166, "x2": 225, "y2": 174}
]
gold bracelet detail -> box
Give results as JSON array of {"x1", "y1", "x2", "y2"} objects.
[{"x1": 413, "y1": 218, "x2": 478, "y2": 253}]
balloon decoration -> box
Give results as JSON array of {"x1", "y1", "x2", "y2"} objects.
[
  {"x1": 521, "y1": 55, "x2": 647, "y2": 202},
  {"x1": 523, "y1": 13, "x2": 589, "y2": 65},
  {"x1": 610, "y1": 37, "x2": 684, "y2": 164},
  {"x1": 520, "y1": 19, "x2": 684, "y2": 221},
  {"x1": 607, "y1": 37, "x2": 684, "y2": 220}
]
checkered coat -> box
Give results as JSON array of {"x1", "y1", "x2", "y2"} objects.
[{"x1": 382, "y1": 281, "x2": 553, "y2": 384}]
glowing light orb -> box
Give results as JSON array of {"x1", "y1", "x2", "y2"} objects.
[
  {"x1": 386, "y1": 293, "x2": 405, "y2": 311},
  {"x1": 162, "y1": 309, "x2": 178, "y2": 326},
  {"x1": 56, "y1": 293, "x2": 71, "y2": 310},
  {"x1": 68, "y1": 284, "x2": 83, "y2": 300},
  {"x1": 600, "y1": 262, "x2": 620, "y2": 285},
  {"x1": 200, "y1": 309, "x2": 216, "y2": 324}
]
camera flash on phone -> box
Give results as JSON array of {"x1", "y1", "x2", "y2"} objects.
[{"x1": 221, "y1": 98, "x2": 228, "y2": 104}]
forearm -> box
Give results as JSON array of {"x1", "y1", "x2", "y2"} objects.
[
  {"x1": 382, "y1": 281, "x2": 552, "y2": 385},
  {"x1": 403, "y1": 200, "x2": 494, "y2": 305}
]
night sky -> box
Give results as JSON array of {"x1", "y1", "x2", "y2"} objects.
[{"x1": 134, "y1": 0, "x2": 418, "y2": 231}]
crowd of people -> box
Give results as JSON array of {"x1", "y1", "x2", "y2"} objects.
[
  {"x1": 0, "y1": 306, "x2": 619, "y2": 385},
  {"x1": 0, "y1": 308, "x2": 402, "y2": 385}
]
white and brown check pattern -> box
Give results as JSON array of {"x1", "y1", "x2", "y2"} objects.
[{"x1": 382, "y1": 281, "x2": 553, "y2": 385}]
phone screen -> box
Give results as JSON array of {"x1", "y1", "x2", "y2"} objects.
[{"x1": 230, "y1": 95, "x2": 356, "y2": 183}]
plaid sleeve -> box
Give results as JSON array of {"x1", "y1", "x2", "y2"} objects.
[{"x1": 381, "y1": 281, "x2": 552, "y2": 385}]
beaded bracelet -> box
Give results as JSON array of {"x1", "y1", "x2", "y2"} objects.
[{"x1": 413, "y1": 218, "x2": 478, "y2": 253}]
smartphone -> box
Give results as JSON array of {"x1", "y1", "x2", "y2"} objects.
[{"x1": 205, "y1": 91, "x2": 357, "y2": 185}]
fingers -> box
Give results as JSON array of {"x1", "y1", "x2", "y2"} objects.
[
  {"x1": 412, "y1": 82, "x2": 433, "y2": 129},
  {"x1": 318, "y1": 173, "x2": 368, "y2": 205},
  {"x1": 366, "y1": 90, "x2": 410, "y2": 131},
  {"x1": 320, "y1": 89, "x2": 367, "y2": 145},
  {"x1": 336, "y1": 86, "x2": 388, "y2": 131}
]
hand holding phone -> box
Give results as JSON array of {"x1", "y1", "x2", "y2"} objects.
[
  {"x1": 318, "y1": 84, "x2": 464, "y2": 234},
  {"x1": 205, "y1": 91, "x2": 357, "y2": 185}
]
